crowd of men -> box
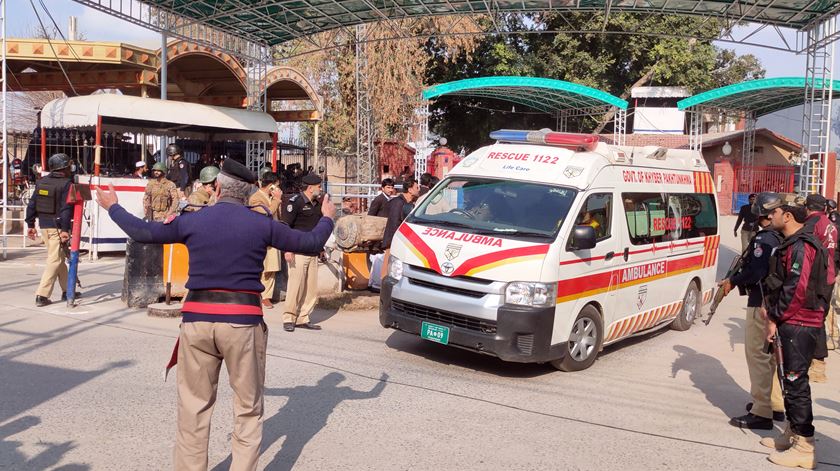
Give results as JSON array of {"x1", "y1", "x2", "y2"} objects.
[{"x1": 723, "y1": 192, "x2": 839, "y2": 469}]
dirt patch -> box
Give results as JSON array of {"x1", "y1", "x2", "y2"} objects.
[{"x1": 318, "y1": 291, "x2": 380, "y2": 311}]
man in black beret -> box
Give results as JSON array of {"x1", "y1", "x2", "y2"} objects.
[
  {"x1": 281, "y1": 172, "x2": 326, "y2": 332},
  {"x1": 95, "y1": 158, "x2": 335, "y2": 471}
]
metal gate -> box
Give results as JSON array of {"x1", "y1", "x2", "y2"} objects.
[{"x1": 731, "y1": 164, "x2": 796, "y2": 212}]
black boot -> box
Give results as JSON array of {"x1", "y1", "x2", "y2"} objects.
[
  {"x1": 283, "y1": 323, "x2": 295, "y2": 332},
  {"x1": 35, "y1": 296, "x2": 51, "y2": 307},
  {"x1": 61, "y1": 291, "x2": 83, "y2": 301},
  {"x1": 729, "y1": 413, "x2": 773, "y2": 430}
]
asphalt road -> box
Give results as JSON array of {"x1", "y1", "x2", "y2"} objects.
[{"x1": 1, "y1": 218, "x2": 839, "y2": 470}]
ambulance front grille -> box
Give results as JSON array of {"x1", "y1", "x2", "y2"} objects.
[
  {"x1": 392, "y1": 300, "x2": 497, "y2": 334},
  {"x1": 410, "y1": 265, "x2": 494, "y2": 285},
  {"x1": 407, "y1": 278, "x2": 486, "y2": 298}
]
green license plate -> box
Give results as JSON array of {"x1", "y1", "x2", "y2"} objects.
[{"x1": 420, "y1": 321, "x2": 450, "y2": 345}]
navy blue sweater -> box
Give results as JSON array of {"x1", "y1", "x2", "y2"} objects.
[{"x1": 109, "y1": 198, "x2": 334, "y2": 322}]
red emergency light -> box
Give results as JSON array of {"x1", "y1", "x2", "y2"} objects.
[{"x1": 490, "y1": 129, "x2": 600, "y2": 152}]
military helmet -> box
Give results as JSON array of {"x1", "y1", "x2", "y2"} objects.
[
  {"x1": 152, "y1": 162, "x2": 167, "y2": 172},
  {"x1": 828, "y1": 199, "x2": 838, "y2": 211},
  {"x1": 751, "y1": 192, "x2": 784, "y2": 217},
  {"x1": 165, "y1": 143, "x2": 182, "y2": 157},
  {"x1": 199, "y1": 166, "x2": 220, "y2": 184},
  {"x1": 48, "y1": 153, "x2": 71, "y2": 171},
  {"x1": 259, "y1": 166, "x2": 273, "y2": 178}
]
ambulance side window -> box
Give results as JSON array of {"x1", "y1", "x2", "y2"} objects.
[
  {"x1": 622, "y1": 192, "x2": 668, "y2": 245},
  {"x1": 573, "y1": 193, "x2": 612, "y2": 242}
]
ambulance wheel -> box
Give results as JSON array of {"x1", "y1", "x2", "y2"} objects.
[
  {"x1": 671, "y1": 282, "x2": 699, "y2": 331},
  {"x1": 552, "y1": 305, "x2": 602, "y2": 372}
]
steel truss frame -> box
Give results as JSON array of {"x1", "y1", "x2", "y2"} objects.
[
  {"x1": 355, "y1": 24, "x2": 375, "y2": 187},
  {"x1": 800, "y1": 17, "x2": 836, "y2": 196}
]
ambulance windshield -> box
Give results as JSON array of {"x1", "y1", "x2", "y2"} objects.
[{"x1": 409, "y1": 177, "x2": 577, "y2": 240}]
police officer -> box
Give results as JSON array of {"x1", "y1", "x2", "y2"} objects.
[
  {"x1": 249, "y1": 171, "x2": 282, "y2": 308},
  {"x1": 803, "y1": 194, "x2": 836, "y2": 383},
  {"x1": 721, "y1": 192, "x2": 784, "y2": 430},
  {"x1": 144, "y1": 162, "x2": 179, "y2": 222},
  {"x1": 281, "y1": 173, "x2": 325, "y2": 332},
  {"x1": 760, "y1": 193, "x2": 828, "y2": 469},
  {"x1": 165, "y1": 143, "x2": 191, "y2": 198},
  {"x1": 25, "y1": 153, "x2": 75, "y2": 307},
  {"x1": 95, "y1": 159, "x2": 335, "y2": 471},
  {"x1": 185, "y1": 166, "x2": 219, "y2": 210}
]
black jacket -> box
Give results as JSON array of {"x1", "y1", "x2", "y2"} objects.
[
  {"x1": 730, "y1": 227, "x2": 782, "y2": 307},
  {"x1": 382, "y1": 195, "x2": 410, "y2": 249},
  {"x1": 368, "y1": 193, "x2": 391, "y2": 218},
  {"x1": 25, "y1": 173, "x2": 72, "y2": 231}
]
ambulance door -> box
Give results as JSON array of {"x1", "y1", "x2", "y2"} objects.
[
  {"x1": 609, "y1": 191, "x2": 675, "y2": 343},
  {"x1": 556, "y1": 191, "x2": 622, "y2": 344}
]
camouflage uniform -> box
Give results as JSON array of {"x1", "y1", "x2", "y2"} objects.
[
  {"x1": 144, "y1": 178, "x2": 179, "y2": 221},
  {"x1": 185, "y1": 187, "x2": 215, "y2": 211}
]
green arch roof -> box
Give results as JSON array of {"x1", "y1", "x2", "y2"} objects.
[
  {"x1": 677, "y1": 77, "x2": 840, "y2": 116},
  {"x1": 423, "y1": 76, "x2": 628, "y2": 113}
]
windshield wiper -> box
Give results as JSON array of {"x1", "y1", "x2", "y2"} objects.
[{"x1": 497, "y1": 229, "x2": 551, "y2": 238}]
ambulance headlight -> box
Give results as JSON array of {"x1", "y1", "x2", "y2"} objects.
[
  {"x1": 504, "y1": 282, "x2": 555, "y2": 307},
  {"x1": 389, "y1": 256, "x2": 404, "y2": 281}
]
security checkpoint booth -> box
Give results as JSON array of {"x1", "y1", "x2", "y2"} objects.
[
  {"x1": 678, "y1": 77, "x2": 840, "y2": 211},
  {"x1": 39, "y1": 94, "x2": 281, "y2": 256}
]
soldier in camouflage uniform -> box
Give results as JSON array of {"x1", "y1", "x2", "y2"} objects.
[
  {"x1": 143, "y1": 162, "x2": 179, "y2": 222},
  {"x1": 185, "y1": 166, "x2": 219, "y2": 211}
]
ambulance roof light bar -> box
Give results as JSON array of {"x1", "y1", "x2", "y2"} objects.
[{"x1": 489, "y1": 129, "x2": 600, "y2": 152}]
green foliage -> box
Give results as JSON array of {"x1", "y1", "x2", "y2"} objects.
[{"x1": 426, "y1": 13, "x2": 766, "y2": 151}]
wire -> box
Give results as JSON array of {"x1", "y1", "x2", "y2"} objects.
[
  {"x1": 27, "y1": 0, "x2": 78, "y2": 96},
  {"x1": 37, "y1": 0, "x2": 85, "y2": 65}
]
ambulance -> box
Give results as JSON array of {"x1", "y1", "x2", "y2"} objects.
[{"x1": 379, "y1": 129, "x2": 719, "y2": 371}]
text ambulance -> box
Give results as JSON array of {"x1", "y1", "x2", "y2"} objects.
[{"x1": 379, "y1": 129, "x2": 719, "y2": 371}]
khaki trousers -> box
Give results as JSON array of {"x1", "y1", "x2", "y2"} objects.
[
  {"x1": 740, "y1": 229, "x2": 755, "y2": 253},
  {"x1": 827, "y1": 277, "x2": 840, "y2": 350},
  {"x1": 174, "y1": 321, "x2": 267, "y2": 471},
  {"x1": 745, "y1": 307, "x2": 784, "y2": 419},
  {"x1": 36, "y1": 228, "x2": 68, "y2": 298},
  {"x1": 261, "y1": 271, "x2": 276, "y2": 301},
  {"x1": 282, "y1": 254, "x2": 318, "y2": 324}
]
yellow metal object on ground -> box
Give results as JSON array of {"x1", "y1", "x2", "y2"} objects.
[
  {"x1": 343, "y1": 252, "x2": 370, "y2": 290},
  {"x1": 163, "y1": 243, "x2": 190, "y2": 298}
]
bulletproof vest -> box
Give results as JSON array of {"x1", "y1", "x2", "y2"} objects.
[
  {"x1": 767, "y1": 231, "x2": 830, "y2": 312},
  {"x1": 150, "y1": 181, "x2": 172, "y2": 211},
  {"x1": 34, "y1": 174, "x2": 68, "y2": 216}
]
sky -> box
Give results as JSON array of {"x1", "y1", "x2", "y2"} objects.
[{"x1": 6, "y1": 0, "x2": 840, "y2": 146}]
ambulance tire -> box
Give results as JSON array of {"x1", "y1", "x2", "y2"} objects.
[
  {"x1": 671, "y1": 281, "x2": 699, "y2": 331},
  {"x1": 551, "y1": 305, "x2": 602, "y2": 372}
]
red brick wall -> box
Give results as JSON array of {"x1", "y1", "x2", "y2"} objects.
[
  {"x1": 714, "y1": 161, "x2": 735, "y2": 215},
  {"x1": 376, "y1": 142, "x2": 416, "y2": 180}
]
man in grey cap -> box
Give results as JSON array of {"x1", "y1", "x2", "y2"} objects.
[{"x1": 281, "y1": 172, "x2": 326, "y2": 332}]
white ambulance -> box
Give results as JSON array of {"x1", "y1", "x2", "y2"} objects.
[{"x1": 379, "y1": 129, "x2": 719, "y2": 371}]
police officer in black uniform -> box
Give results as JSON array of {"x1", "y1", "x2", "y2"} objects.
[
  {"x1": 24, "y1": 153, "x2": 76, "y2": 306},
  {"x1": 165, "y1": 143, "x2": 191, "y2": 197},
  {"x1": 723, "y1": 192, "x2": 784, "y2": 430},
  {"x1": 281, "y1": 173, "x2": 325, "y2": 331}
]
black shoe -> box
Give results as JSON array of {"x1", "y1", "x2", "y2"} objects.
[
  {"x1": 729, "y1": 413, "x2": 773, "y2": 430},
  {"x1": 283, "y1": 323, "x2": 295, "y2": 332},
  {"x1": 296, "y1": 322, "x2": 322, "y2": 331},
  {"x1": 746, "y1": 402, "x2": 785, "y2": 421},
  {"x1": 35, "y1": 296, "x2": 51, "y2": 307},
  {"x1": 60, "y1": 291, "x2": 82, "y2": 301}
]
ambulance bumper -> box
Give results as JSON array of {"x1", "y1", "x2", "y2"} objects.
[{"x1": 379, "y1": 277, "x2": 564, "y2": 363}]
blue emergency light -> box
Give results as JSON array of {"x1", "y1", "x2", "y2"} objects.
[{"x1": 489, "y1": 129, "x2": 599, "y2": 151}]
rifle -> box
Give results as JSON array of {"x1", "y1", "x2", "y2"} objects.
[
  {"x1": 704, "y1": 247, "x2": 748, "y2": 325},
  {"x1": 773, "y1": 334, "x2": 786, "y2": 398}
]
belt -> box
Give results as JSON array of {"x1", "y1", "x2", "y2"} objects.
[{"x1": 182, "y1": 289, "x2": 262, "y2": 316}]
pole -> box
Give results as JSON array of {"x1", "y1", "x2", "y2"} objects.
[
  {"x1": 313, "y1": 122, "x2": 320, "y2": 173},
  {"x1": 94, "y1": 115, "x2": 102, "y2": 176},
  {"x1": 165, "y1": 243, "x2": 174, "y2": 305},
  {"x1": 271, "y1": 132, "x2": 278, "y2": 172},
  {"x1": 160, "y1": 31, "x2": 168, "y2": 163},
  {"x1": 1, "y1": 0, "x2": 7, "y2": 260},
  {"x1": 40, "y1": 126, "x2": 46, "y2": 170},
  {"x1": 66, "y1": 185, "x2": 83, "y2": 307}
]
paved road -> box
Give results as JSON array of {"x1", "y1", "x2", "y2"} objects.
[{"x1": 1, "y1": 219, "x2": 839, "y2": 470}]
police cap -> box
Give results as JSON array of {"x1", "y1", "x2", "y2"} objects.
[
  {"x1": 220, "y1": 158, "x2": 256, "y2": 184},
  {"x1": 301, "y1": 173, "x2": 322, "y2": 186},
  {"x1": 48, "y1": 153, "x2": 71, "y2": 171},
  {"x1": 805, "y1": 193, "x2": 827, "y2": 211},
  {"x1": 199, "y1": 166, "x2": 220, "y2": 183},
  {"x1": 829, "y1": 199, "x2": 838, "y2": 210}
]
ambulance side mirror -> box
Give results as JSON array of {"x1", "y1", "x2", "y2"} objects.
[{"x1": 570, "y1": 225, "x2": 597, "y2": 251}]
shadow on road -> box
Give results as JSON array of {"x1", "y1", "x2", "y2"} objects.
[
  {"x1": 716, "y1": 245, "x2": 740, "y2": 280},
  {"x1": 723, "y1": 316, "x2": 746, "y2": 352},
  {"x1": 384, "y1": 331, "x2": 554, "y2": 378},
  {"x1": 671, "y1": 345, "x2": 746, "y2": 419},
  {"x1": 0, "y1": 415, "x2": 89, "y2": 471},
  {"x1": 211, "y1": 372, "x2": 388, "y2": 471}
]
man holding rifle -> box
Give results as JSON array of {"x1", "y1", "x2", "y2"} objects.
[
  {"x1": 718, "y1": 192, "x2": 784, "y2": 430},
  {"x1": 760, "y1": 193, "x2": 829, "y2": 469}
]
